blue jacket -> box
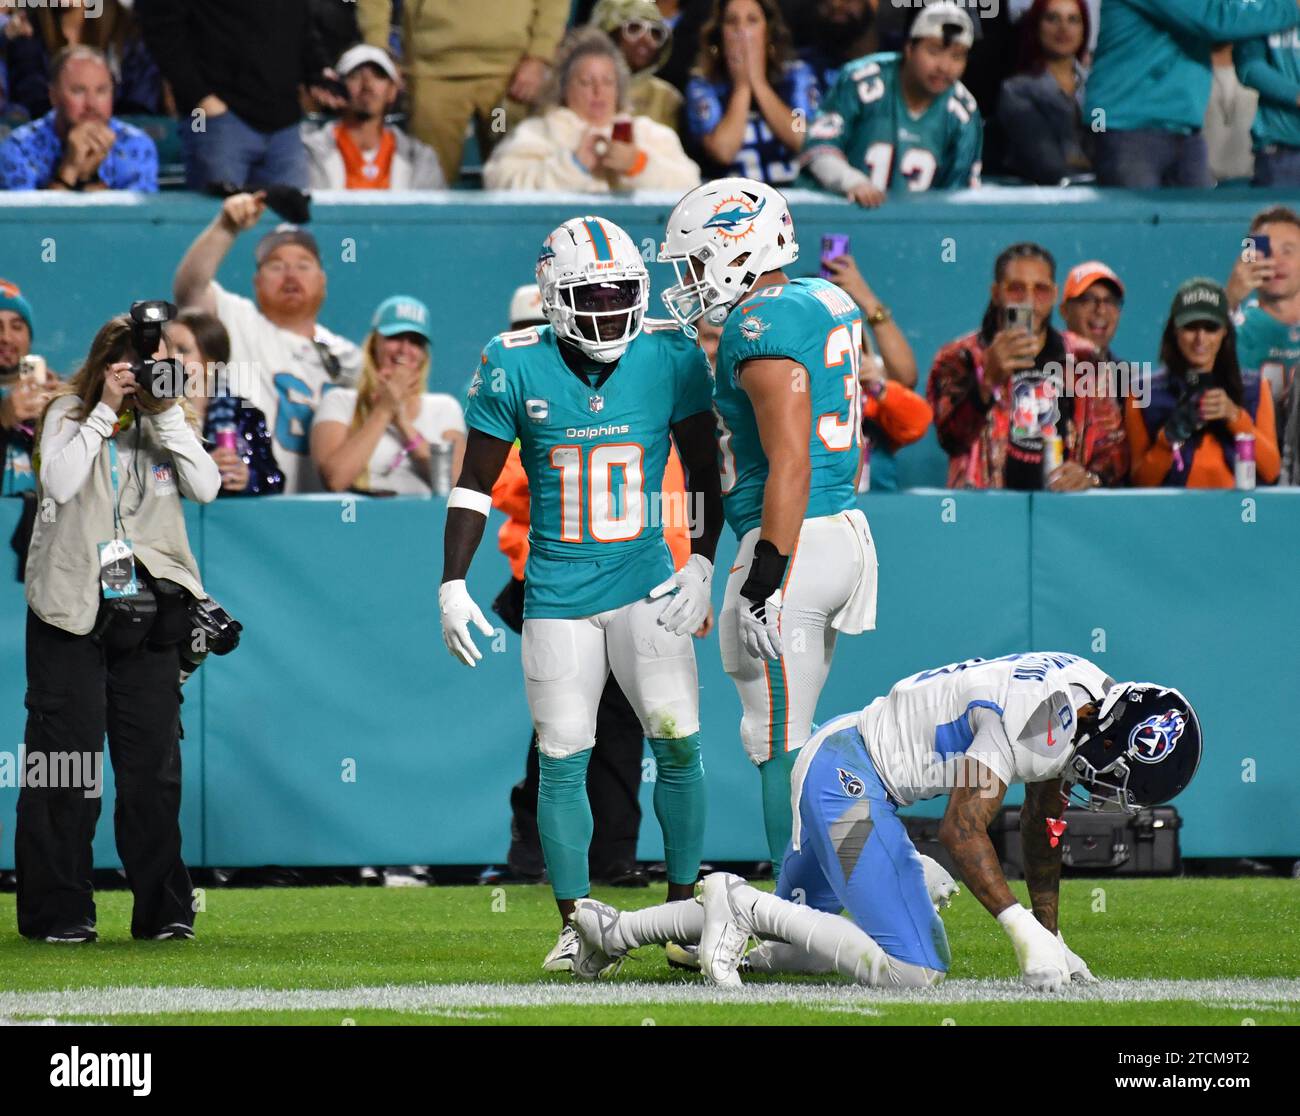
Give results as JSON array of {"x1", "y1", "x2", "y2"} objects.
[{"x1": 1086, "y1": 0, "x2": 1300, "y2": 133}]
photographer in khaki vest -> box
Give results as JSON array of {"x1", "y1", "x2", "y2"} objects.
[{"x1": 17, "y1": 310, "x2": 220, "y2": 944}]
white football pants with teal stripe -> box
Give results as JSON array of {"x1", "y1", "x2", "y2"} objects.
[
  {"x1": 523, "y1": 593, "x2": 705, "y2": 900},
  {"x1": 719, "y1": 510, "x2": 877, "y2": 868}
]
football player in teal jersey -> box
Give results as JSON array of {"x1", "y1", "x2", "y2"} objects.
[
  {"x1": 659, "y1": 178, "x2": 879, "y2": 873},
  {"x1": 802, "y1": 2, "x2": 981, "y2": 208},
  {"x1": 439, "y1": 216, "x2": 723, "y2": 973}
]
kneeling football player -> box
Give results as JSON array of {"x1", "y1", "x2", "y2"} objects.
[{"x1": 570, "y1": 652, "x2": 1201, "y2": 989}]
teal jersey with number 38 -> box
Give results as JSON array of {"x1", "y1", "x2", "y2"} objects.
[
  {"x1": 465, "y1": 321, "x2": 713, "y2": 619},
  {"x1": 713, "y1": 278, "x2": 864, "y2": 537}
]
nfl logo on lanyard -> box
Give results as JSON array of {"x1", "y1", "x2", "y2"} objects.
[{"x1": 589, "y1": 394, "x2": 604, "y2": 414}]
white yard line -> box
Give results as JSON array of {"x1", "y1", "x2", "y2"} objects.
[{"x1": 1, "y1": 979, "x2": 1297, "y2": 1018}]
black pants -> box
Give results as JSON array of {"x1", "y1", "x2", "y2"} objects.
[
  {"x1": 508, "y1": 675, "x2": 644, "y2": 881},
  {"x1": 16, "y1": 608, "x2": 193, "y2": 939}
]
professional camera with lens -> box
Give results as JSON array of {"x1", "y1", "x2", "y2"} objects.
[{"x1": 129, "y1": 299, "x2": 187, "y2": 402}]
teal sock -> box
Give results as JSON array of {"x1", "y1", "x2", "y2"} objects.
[
  {"x1": 648, "y1": 733, "x2": 706, "y2": 886},
  {"x1": 759, "y1": 749, "x2": 798, "y2": 879},
  {"x1": 537, "y1": 750, "x2": 594, "y2": 901}
]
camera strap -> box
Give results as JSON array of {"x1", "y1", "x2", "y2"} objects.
[{"x1": 99, "y1": 437, "x2": 140, "y2": 599}]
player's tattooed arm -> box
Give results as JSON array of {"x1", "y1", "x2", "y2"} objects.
[
  {"x1": 671, "y1": 411, "x2": 723, "y2": 562},
  {"x1": 441, "y1": 429, "x2": 513, "y2": 583},
  {"x1": 1020, "y1": 778, "x2": 1066, "y2": 934},
  {"x1": 739, "y1": 357, "x2": 811, "y2": 556},
  {"x1": 938, "y1": 758, "x2": 1017, "y2": 918}
]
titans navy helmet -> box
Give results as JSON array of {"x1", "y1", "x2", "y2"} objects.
[{"x1": 1067, "y1": 682, "x2": 1202, "y2": 814}]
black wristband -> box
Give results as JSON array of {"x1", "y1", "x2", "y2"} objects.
[{"x1": 740, "y1": 539, "x2": 789, "y2": 604}]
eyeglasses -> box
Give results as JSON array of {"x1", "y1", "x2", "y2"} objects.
[
  {"x1": 313, "y1": 340, "x2": 342, "y2": 379},
  {"x1": 1003, "y1": 281, "x2": 1056, "y2": 300},
  {"x1": 621, "y1": 18, "x2": 669, "y2": 46},
  {"x1": 1073, "y1": 293, "x2": 1122, "y2": 311},
  {"x1": 1178, "y1": 321, "x2": 1224, "y2": 334}
]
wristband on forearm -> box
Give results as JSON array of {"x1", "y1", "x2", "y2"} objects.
[{"x1": 739, "y1": 538, "x2": 789, "y2": 604}]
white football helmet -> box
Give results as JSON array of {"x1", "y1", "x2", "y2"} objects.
[
  {"x1": 536, "y1": 216, "x2": 649, "y2": 362},
  {"x1": 659, "y1": 178, "x2": 799, "y2": 334}
]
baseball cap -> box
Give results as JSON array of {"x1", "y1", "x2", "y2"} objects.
[
  {"x1": 909, "y1": 2, "x2": 975, "y2": 48},
  {"x1": 509, "y1": 283, "x2": 545, "y2": 328},
  {"x1": 1062, "y1": 260, "x2": 1125, "y2": 307},
  {"x1": 1170, "y1": 277, "x2": 1230, "y2": 330},
  {"x1": 372, "y1": 294, "x2": 432, "y2": 343},
  {"x1": 255, "y1": 224, "x2": 321, "y2": 267},
  {"x1": 0, "y1": 279, "x2": 33, "y2": 335},
  {"x1": 336, "y1": 44, "x2": 399, "y2": 82}
]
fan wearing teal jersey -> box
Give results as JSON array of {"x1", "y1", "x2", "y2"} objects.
[
  {"x1": 439, "y1": 215, "x2": 723, "y2": 973},
  {"x1": 801, "y1": 2, "x2": 981, "y2": 208},
  {"x1": 660, "y1": 177, "x2": 879, "y2": 874}
]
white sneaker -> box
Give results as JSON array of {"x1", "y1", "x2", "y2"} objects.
[
  {"x1": 542, "y1": 924, "x2": 581, "y2": 973},
  {"x1": 569, "y1": 899, "x2": 626, "y2": 980},
  {"x1": 696, "y1": 873, "x2": 751, "y2": 988}
]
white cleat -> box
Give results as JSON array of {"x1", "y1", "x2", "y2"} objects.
[
  {"x1": 696, "y1": 873, "x2": 751, "y2": 988},
  {"x1": 919, "y1": 854, "x2": 960, "y2": 911},
  {"x1": 542, "y1": 924, "x2": 580, "y2": 973},
  {"x1": 569, "y1": 899, "x2": 627, "y2": 981}
]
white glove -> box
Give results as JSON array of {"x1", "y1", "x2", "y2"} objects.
[
  {"x1": 439, "y1": 579, "x2": 494, "y2": 666},
  {"x1": 650, "y1": 554, "x2": 714, "y2": 636},
  {"x1": 738, "y1": 588, "x2": 783, "y2": 660},
  {"x1": 1057, "y1": 930, "x2": 1099, "y2": 984},
  {"x1": 919, "y1": 854, "x2": 960, "y2": 911},
  {"x1": 997, "y1": 905, "x2": 1070, "y2": 992}
]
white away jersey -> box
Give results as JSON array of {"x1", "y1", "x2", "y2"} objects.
[
  {"x1": 213, "y1": 284, "x2": 362, "y2": 493},
  {"x1": 858, "y1": 652, "x2": 1116, "y2": 805}
]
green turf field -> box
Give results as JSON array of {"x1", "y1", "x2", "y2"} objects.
[{"x1": 0, "y1": 878, "x2": 1296, "y2": 1025}]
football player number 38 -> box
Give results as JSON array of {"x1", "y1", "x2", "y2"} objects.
[
  {"x1": 550, "y1": 443, "x2": 645, "y2": 542},
  {"x1": 818, "y1": 320, "x2": 864, "y2": 451}
]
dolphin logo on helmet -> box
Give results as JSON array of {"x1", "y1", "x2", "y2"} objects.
[{"x1": 659, "y1": 178, "x2": 798, "y2": 336}]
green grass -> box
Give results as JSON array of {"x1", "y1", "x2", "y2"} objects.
[{"x1": 0, "y1": 878, "x2": 1296, "y2": 1025}]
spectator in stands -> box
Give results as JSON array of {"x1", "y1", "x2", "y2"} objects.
[
  {"x1": 1128, "y1": 278, "x2": 1280, "y2": 488},
  {"x1": 303, "y1": 45, "x2": 445, "y2": 191},
  {"x1": 784, "y1": 0, "x2": 877, "y2": 94},
  {"x1": 0, "y1": 45, "x2": 156, "y2": 191},
  {"x1": 1235, "y1": 30, "x2": 1300, "y2": 186},
  {"x1": 0, "y1": 280, "x2": 54, "y2": 496},
  {"x1": 356, "y1": 0, "x2": 568, "y2": 185},
  {"x1": 1060, "y1": 260, "x2": 1126, "y2": 367},
  {"x1": 590, "y1": 0, "x2": 683, "y2": 130},
  {"x1": 683, "y1": 0, "x2": 816, "y2": 186},
  {"x1": 139, "y1": 0, "x2": 345, "y2": 193},
  {"x1": 1226, "y1": 206, "x2": 1300, "y2": 469},
  {"x1": 1205, "y1": 45, "x2": 1258, "y2": 183},
  {"x1": 172, "y1": 191, "x2": 361, "y2": 493},
  {"x1": 3, "y1": 1, "x2": 166, "y2": 120},
  {"x1": 823, "y1": 253, "x2": 931, "y2": 491},
  {"x1": 802, "y1": 3, "x2": 981, "y2": 207},
  {"x1": 653, "y1": 1, "x2": 713, "y2": 92},
  {"x1": 312, "y1": 295, "x2": 466, "y2": 495},
  {"x1": 928, "y1": 241, "x2": 1128, "y2": 490},
  {"x1": 18, "y1": 313, "x2": 220, "y2": 944},
  {"x1": 1085, "y1": 0, "x2": 1300, "y2": 188},
  {"x1": 483, "y1": 27, "x2": 700, "y2": 193},
  {"x1": 165, "y1": 310, "x2": 284, "y2": 497},
  {"x1": 997, "y1": 0, "x2": 1092, "y2": 185},
  {"x1": 309, "y1": 0, "x2": 363, "y2": 65}
]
